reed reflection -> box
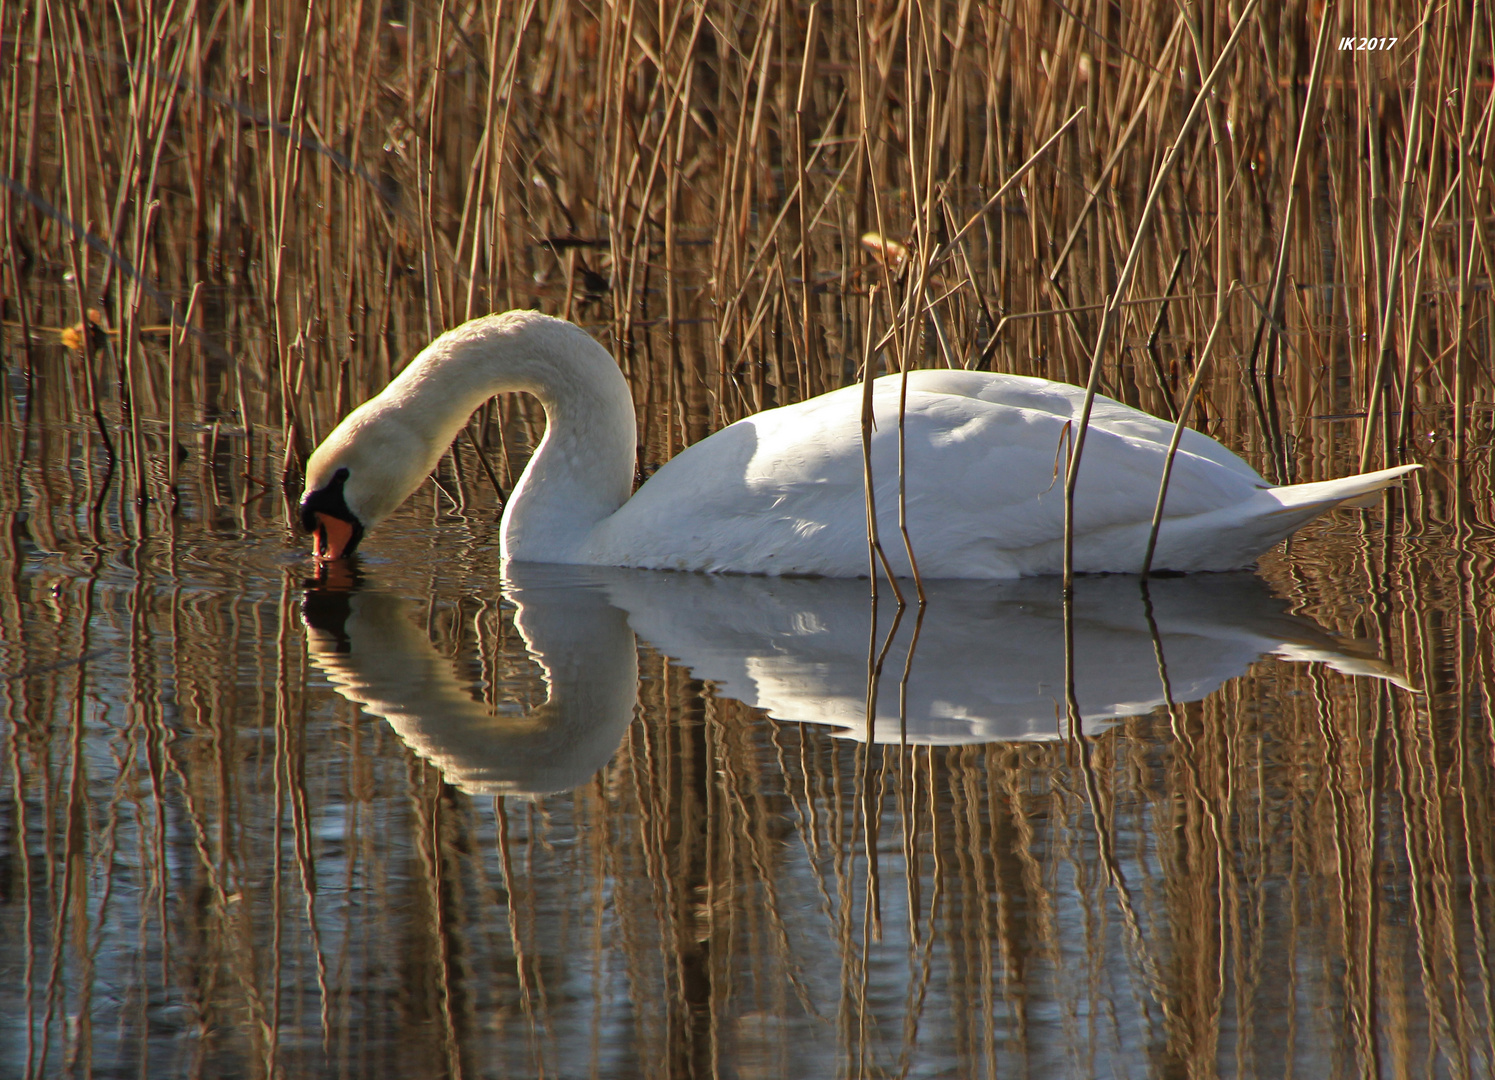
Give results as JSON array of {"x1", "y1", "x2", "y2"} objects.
[{"x1": 304, "y1": 563, "x2": 1406, "y2": 792}]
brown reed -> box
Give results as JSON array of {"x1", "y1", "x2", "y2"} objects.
[
  {"x1": 1, "y1": 0, "x2": 1487, "y2": 536},
  {"x1": 2, "y1": 2, "x2": 1494, "y2": 1076}
]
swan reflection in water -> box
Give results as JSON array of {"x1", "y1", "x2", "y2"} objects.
[
  {"x1": 302, "y1": 564, "x2": 1408, "y2": 796},
  {"x1": 303, "y1": 565, "x2": 638, "y2": 797}
]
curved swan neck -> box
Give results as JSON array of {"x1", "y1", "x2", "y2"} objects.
[
  {"x1": 483, "y1": 318, "x2": 637, "y2": 562},
  {"x1": 342, "y1": 311, "x2": 636, "y2": 556}
]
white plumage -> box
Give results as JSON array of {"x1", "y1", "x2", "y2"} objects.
[{"x1": 299, "y1": 310, "x2": 1417, "y2": 576}]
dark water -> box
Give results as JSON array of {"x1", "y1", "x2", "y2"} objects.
[{"x1": 3, "y1": 337, "x2": 1494, "y2": 1080}]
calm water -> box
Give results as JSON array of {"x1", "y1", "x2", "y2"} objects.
[{"x1": 3, "y1": 338, "x2": 1494, "y2": 1080}]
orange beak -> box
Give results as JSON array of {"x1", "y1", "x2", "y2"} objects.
[{"x1": 312, "y1": 512, "x2": 357, "y2": 560}]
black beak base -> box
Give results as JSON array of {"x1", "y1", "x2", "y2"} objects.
[{"x1": 299, "y1": 467, "x2": 365, "y2": 558}]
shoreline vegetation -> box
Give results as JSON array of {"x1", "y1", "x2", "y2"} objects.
[{"x1": 1, "y1": 2, "x2": 1490, "y2": 533}]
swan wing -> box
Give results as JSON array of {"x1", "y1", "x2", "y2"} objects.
[
  {"x1": 906, "y1": 369, "x2": 1266, "y2": 485},
  {"x1": 587, "y1": 372, "x2": 1267, "y2": 577}
]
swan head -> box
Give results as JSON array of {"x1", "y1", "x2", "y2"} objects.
[
  {"x1": 300, "y1": 463, "x2": 365, "y2": 560},
  {"x1": 300, "y1": 398, "x2": 441, "y2": 559},
  {"x1": 298, "y1": 310, "x2": 639, "y2": 561}
]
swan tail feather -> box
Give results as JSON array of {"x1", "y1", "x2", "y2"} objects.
[{"x1": 1268, "y1": 463, "x2": 1420, "y2": 511}]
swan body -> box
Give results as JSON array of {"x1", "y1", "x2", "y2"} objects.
[{"x1": 300, "y1": 310, "x2": 1417, "y2": 577}]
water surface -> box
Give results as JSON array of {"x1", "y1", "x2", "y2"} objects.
[{"x1": 4, "y1": 367, "x2": 1493, "y2": 1078}]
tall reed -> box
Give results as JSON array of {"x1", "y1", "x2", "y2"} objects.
[{"x1": 1, "y1": 0, "x2": 1487, "y2": 540}]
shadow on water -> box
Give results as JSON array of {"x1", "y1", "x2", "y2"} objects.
[
  {"x1": 303, "y1": 565, "x2": 640, "y2": 796},
  {"x1": 2, "y1": 289, "x2": 1490, "y2": 1076}
]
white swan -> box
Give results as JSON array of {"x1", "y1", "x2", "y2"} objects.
[{"x1": 299, "y1": 310, "x2": 1418, "y2": 577}]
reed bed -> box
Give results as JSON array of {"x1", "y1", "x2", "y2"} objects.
[
  {"x1": 2, "y1": 0, "x2": 1491, "y2": 517},
  {"x1": 3, "y1": 0, "x2": 1495, "y2": 1077}
]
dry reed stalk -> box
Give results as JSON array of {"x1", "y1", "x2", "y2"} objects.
[
  {"x1": 794, "y1": 3, "x2": 822, "y2": 399},
  {"x1": 1391, "y1": 135, "x2": 1443, "y2": 466},
  {"x1": 849, "y1": 0, "x2": 903, "y2": 604},
  {"x1": 168, "y1": 282, "x2": 204, "y2": 510},
  {"x1": 1047, "y1": 17, "x2": 1185, "y2": 285},
  {"x1": 858, "y1": 286, "x2": 905, "y2": 604},
  {"x1": 266, "y1": 0, "x2": 320, "y2": 495},
  {"x1": 460, "y1": 0, "x2": 537, "y2": 321},
  {"x1": 41, "y1": 4, "x2": 108, "y2": 486},
  {"x1": 1142, "y1": 9, "x2": 1335, "y2": 575},
  {"x1": 1449, "y1": 0, "x2": 1484, "y2": 467},
  {"x1": 3, "y1": 0, "x2": 1492, "y2": 553},
  {"x1": 1, "y1": 1, "x2": 35, "y2": 369},
  {"x1": 616, "y1": 3, "x2": 703, "y2": 355},
  {"x1": 1062, "y1": 0, "x2": 1262, "y2": 591},
  {"x1": 891, "y1": 1, "x2": 939, "y2": 602},
  {"x1": 1139, "y1": 303, "x2": 1232, "y2": 579},
  {"x1": 1140, "y1": 246, "x2": 1187, "y2": 418},
  {"x1": 1358, "y1": 0, "x2": 1437, "y2": 470}
]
